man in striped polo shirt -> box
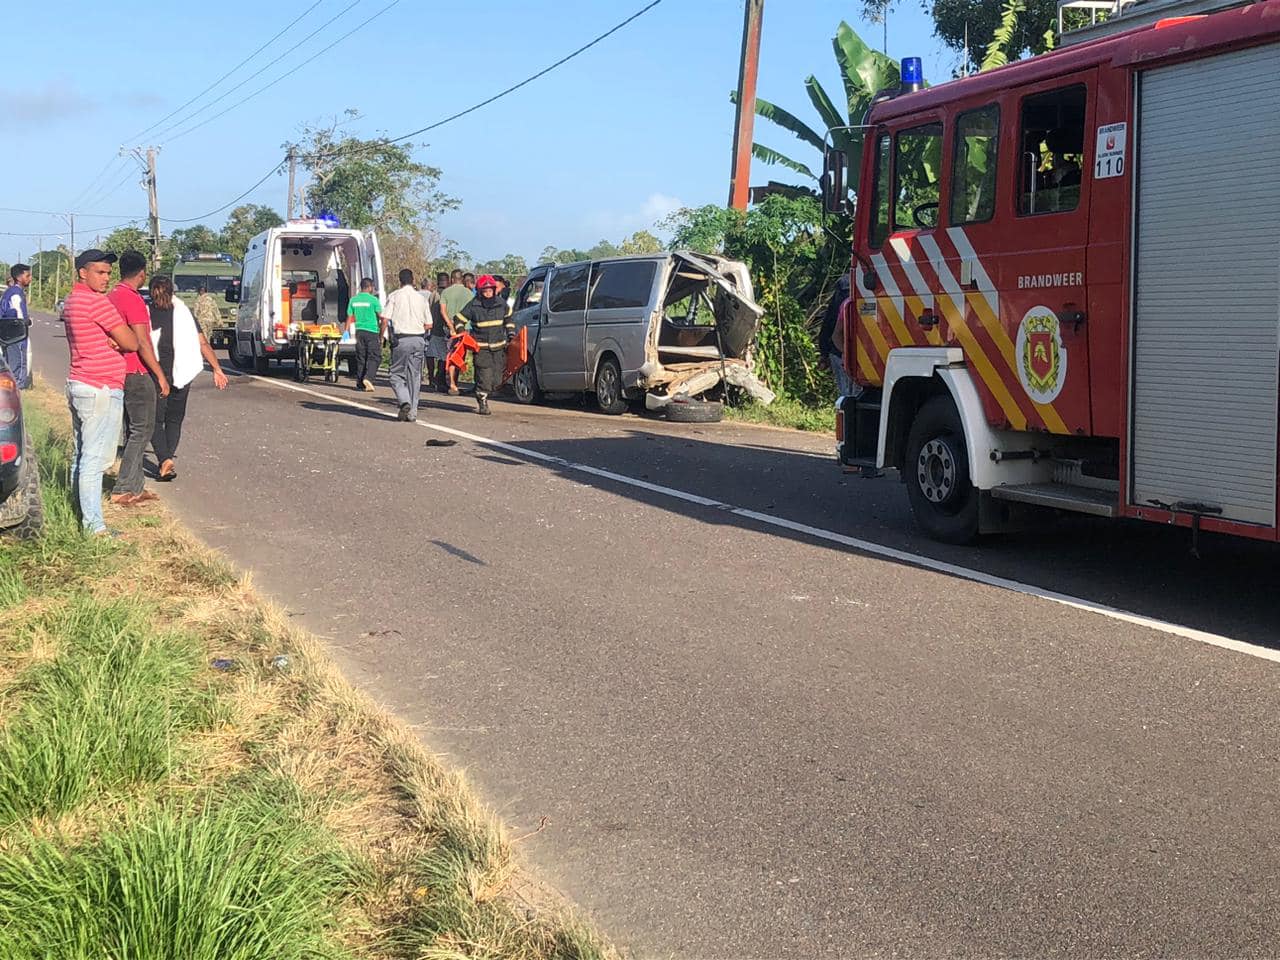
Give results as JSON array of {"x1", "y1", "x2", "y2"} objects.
[{"x1": 63, "y1": 249, "x2": 139, "y2": 536}]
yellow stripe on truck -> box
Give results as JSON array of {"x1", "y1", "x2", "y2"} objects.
[
  {"x1": 965, "y1": 292, "x2": 1070, "y2": 435},
  {"x1": 935, "y1": 296, "x2": 1028, "y2": 431}
]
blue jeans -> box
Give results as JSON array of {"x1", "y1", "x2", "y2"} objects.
[{"x1": 67, "y1": 380, "x2": 124, "y2": 534}]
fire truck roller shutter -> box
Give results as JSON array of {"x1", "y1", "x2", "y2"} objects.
[{"x1": 1131, "y1": 40, "x2": 1280, "y2": 527}]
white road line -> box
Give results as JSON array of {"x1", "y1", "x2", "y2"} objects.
[{"x1": 247, "y1": 374, "x2": 1280, "y2": 667}]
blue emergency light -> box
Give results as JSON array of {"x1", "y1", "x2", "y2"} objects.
[{"x1": 901, "y1": 56, "x2": 924, "y2": 93}]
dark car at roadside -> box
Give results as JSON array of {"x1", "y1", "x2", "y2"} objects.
[{"x1": 0, "y1": 322, "x2": 42, "y2": 537}]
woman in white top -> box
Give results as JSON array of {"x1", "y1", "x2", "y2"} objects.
[{"x1": 147, "y1": 275, "x2": 228, "y2": 481}]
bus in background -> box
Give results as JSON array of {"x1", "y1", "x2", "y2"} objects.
[{"x1": 172, "y1": 253, "x2": 242, "y2": 349}]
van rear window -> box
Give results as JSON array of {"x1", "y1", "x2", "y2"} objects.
[{"x1": 589, "y1": 261, "x2": 656, "y2": 311}]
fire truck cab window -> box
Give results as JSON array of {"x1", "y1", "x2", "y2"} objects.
[
  {"x1": 951, "y1": 105, "x2": 999, "y2": 224},
  {"x1": 1019, "y1": 85, "x2": 1086, "y2": 215},
  {"x1": 893, "y1": 122, "x2": 943, "y2": 231},
  {"x1": 869, "y1": 134, "x2": 891, "y2": 248}
]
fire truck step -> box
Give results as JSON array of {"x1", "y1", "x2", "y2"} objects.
[{"x1": 989, "y1": 482, "x2": 1118, "y2": 518}]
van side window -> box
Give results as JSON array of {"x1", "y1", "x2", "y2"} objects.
[
  {"x1": 517, "y1": 273, "x2": 546, "y2": 310},
  {"x1": 1019, "y1": 84, "x2": 1086, "y2": 215},
  {"x1": 547, "y1": 263, "x2": 590, "y2": 312},
  {"x1": 951, "y1": 104, "x2": 999, "y2": 225},
  {"x1": 869, "y1": 134, "x2": 892, "y2": 248},
  {"x1": 589, "y1": 261, "x2": 657, "y2": 311},
  {"x1": 893, "y1": 122, "x2": 943, "y2": 230}
]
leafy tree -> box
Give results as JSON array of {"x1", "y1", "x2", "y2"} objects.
[
  {"x1": 166, "y1": 225, "x2": 222, "y2": 257},
  {"x1": 474, "y1": 254, "x2": 529, "y2": 279},
  {"x1": 101, "y1": 226, "x2": 152, "y2": 261},
  {"x1": 619, "y1": 230, "x2": 662, "y2": 255},
  {"x1": 930, "y1": 0, "x2": 1058, "y2": 65},
  {"x1": 731, "y1": 21, "x2": 898, "y2": 203},
  {"x1": 289, "y1": 110, "x2": 457, "y2": 234},
  {"x1": 221, "y1": 204, "x2": 284, "y2": 259}
]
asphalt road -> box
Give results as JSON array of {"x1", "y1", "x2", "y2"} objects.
[{"x1": 30, "y1": 317, "x2": 1280, "y2": 958}]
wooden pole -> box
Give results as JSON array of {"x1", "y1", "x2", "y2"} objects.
[{"x1": 728, "y1": 0, "x2": 764, "y2": 210}]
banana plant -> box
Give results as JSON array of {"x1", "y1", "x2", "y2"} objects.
[{"x1": 731, "y1": 21, "x2": 899, "y2": 205}]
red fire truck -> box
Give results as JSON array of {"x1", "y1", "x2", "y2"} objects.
[{"x1": 828, "y1": 0, "x2": 1280, "y2": 545}]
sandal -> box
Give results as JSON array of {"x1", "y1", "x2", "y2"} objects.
[{"x1": 158, "y1": 459, "x2": 178, "y2": 481}]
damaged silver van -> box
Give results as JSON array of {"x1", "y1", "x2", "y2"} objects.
[{"x1": 508, "y1": 251, "x2": 773, "y2": 420}]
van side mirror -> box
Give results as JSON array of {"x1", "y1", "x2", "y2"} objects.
[
  {"x1": 822, "y1": 147, "x2": 848, "y2": 214},
  {"x1": 224, "y1": 285, "x2": 241, "y2": 304}
]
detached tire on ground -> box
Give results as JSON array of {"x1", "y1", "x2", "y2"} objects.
[
  {"x1": 665, "y1": 397, "x2": 724, "y2": 423},
  {"x1": 903, "y1": 395, "x2": 979, "y2": 544}
]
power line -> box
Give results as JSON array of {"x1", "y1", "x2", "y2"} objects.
[
  {"x1": 128, "y1": 0, "x2": 326, "y2": 143},
  {"x1": 299, "y1": 0, "x2": 663, "y2": 164},
  {"x1": 16, "y1": 0, "x2": 658, "y2": 238},
  {"x1": 65, "y1": 154, "x2": 128, "y2": 211},
  {"x1": 0, "y1": 206, "x2": 136, "y2": 219},
  {"x1": 160, "y1": 162, "x2": 284, "y2": 223},
  {"x1": 162, "y1": 0, "x2": 400, "y2": 146},
  {"x1": 151, "y1": 0, "x2": 369, "y2": 144}
]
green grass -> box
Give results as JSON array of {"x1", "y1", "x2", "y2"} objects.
[
  {"x1": 726, "y1": 395, "x2": 836, "y2": 433},
  {"x1": 0, "y1": 789, "x2": 356, "y2": 960},
  {"x1": 0, "y1": 596, "x2": 213, "y2": 828},
  {"x1": 0, "y1": 385, "x2": 617, "y2": 959}
]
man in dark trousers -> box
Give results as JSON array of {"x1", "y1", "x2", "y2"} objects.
[
  {"x1": 1, "y1": 263, "x2": 32, "y2": 387},
  {"x1": 456, "y1": 274, "x2": 514, "y2": 416},
  {"x1": 107, "y1": 250, "x2": 169, "y2": 505},
  {"x1": 346, "y1": 277, "x2": 384, "y2": 392}
]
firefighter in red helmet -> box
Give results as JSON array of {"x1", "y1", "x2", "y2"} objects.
[{"x1": 457, "y1": 274, "x2": 514, "y2": 415}]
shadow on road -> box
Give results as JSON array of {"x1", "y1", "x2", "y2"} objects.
[{"x1": 506, "y1": 431, "x2": 1280, "y2": 650}]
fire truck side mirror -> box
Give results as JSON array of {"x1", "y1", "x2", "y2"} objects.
[{"x1": 822, "y1": 147, "x2": 848, "y2": 214}]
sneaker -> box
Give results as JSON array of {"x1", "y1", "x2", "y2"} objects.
[
  {"x1": 363, "y1": 382, "x2": 376, "y2": 393},
  {"x1": 397, "y1": 403, "x2": 410, "y2": 421},
  {"x1": 477, "y1": 397, "x2": 491, "y2": 416}
]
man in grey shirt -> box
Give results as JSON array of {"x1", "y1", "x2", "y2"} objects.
[{"x1": 382, "y1": 268, "x2": 431, "y2": 421}]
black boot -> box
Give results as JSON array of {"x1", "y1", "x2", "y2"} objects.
[
  {"x1": 477, "y1": 394, "x2": 491, "y2": 416},
  {"x1": 398, "y1": 402, "x2": 410, "y2": 421}
]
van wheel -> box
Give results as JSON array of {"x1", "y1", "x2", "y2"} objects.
[
  {"x1": 904, "y1": 396, "x2": 979, "y2": 544},
  {"x1": 511, "y1": 361, "x2": 540, "y2": 404},
  {"x1": 594, "y1": 357, "x2": 627, "y2": 415}
]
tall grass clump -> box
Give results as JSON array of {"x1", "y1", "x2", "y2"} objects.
[
  {"x1": 0, "y1": 596, "x2": 212, "y2": 827},
  {"x1": 0, "y1": 789, "x2": 355, "y2": 960}
]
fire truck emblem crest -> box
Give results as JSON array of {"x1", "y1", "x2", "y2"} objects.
[{"x1": 1016, "y1": 306, "x2": 1068, "y2": 404}]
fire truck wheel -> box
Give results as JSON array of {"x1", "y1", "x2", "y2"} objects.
[{"x1": 904, "y1": 396, "x2": 979, "y2": 544}]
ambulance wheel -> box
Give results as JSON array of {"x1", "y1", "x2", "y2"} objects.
[
  {"x1": 511, "y1": 361, "x2": 540, "y2": 404},
  {"x1": 904, "y1": 396, "x2": 979, "y2": 544}
]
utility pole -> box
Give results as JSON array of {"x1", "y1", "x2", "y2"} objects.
[
  {"x1": 58, "y1": 213, "x2": 75, "y2": 261},
  {"x1": 287, "y1": 148, "x2": 297, "y2": 220},
  {"x1": 145, "y1": 147, "x2": 161, "y2": 272},
  {"x1": 127, "y1": 146, "x2": 162, "y2": 271},
  {"x1": 728, "y1": 0, "x2": 764, "y2": 211}
]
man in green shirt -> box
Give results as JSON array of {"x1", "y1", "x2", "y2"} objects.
[
  {"x1": 346, "y1": 277, "x2": 384, "y2": 392},
  {"x1": 438, "y1": 269, "x2": 473, "y2": 396}
]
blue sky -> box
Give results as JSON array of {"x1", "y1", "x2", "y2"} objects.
[{"x1": 0, "y1": 0, "x2": 954, "y2": 266}]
